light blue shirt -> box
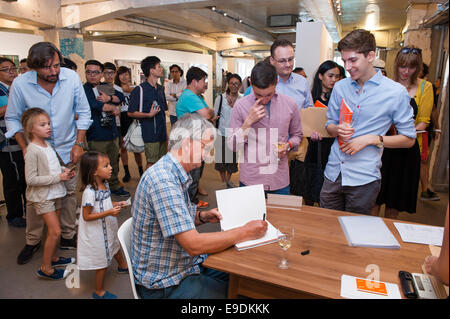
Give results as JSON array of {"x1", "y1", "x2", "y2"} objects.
[
  {"x1": 5, "y1": 68, "x2": 92, "y2": 163},
  {"x1": 276, "y1": 72, "x2": 313, "y2": 110},
  {"x1": 324, "y1": 70, "x2": 416, "y2": 187}
]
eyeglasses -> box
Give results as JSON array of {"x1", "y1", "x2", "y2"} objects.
[
  {"x1": 401, "y1": 48, "x2": 422, "y2": 55},
  {"x1": 273, "y1": 56, "x2": 295, "y2": 64},
  {"x1": 0, "y1": 67, "x2": 18, "y2": 73},
  {"x1": 86, "y1": 70, "x2": 101, "y2": 75}
]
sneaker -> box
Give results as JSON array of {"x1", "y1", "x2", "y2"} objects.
[
  {"x1": 197, "y1": 200, "x2": 209, "y2": 209},
  {"x1": 111, "y1": 187, "x2": 130, "y2": 197},
  {"x1": 117, "y1": 267, "x2": 129, "y2": 274},
  {"x1": 36, "y1": 268, "x2": 68, "y2": 280},
  {"x1": 17, "y1": 242, "x2": 41, "y2": 265},
  {"x1": 52, "y1": 257, "x2": 76, "y2": 267},
  {"x1": 8, "y1": 217, "x2": 26, "y2": 228},
  {"x1": 92, "y1": 291, "x2": 117, "y2": 299},
  {"x1": 420, "y1": 189, "x2": 440, "y2": 201},
  {"x1": 226, "y1": 181, "x2": 236, "y2": 188},
  {"x1": 60, "y1": 235, "x2": 77, "y2": 250}
]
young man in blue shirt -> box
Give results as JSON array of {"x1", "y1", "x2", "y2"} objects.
[
  {"x1": 128, "y1": 56, "x2": 168, "y2": 170},
  {"x1": 320, "y1": 29, "x2": 416, "y2": 215},
  {"x1": 83, "y1": 60, "x2": 129, "y2": 197}
]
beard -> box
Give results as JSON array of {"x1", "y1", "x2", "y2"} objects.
[{"x1": 37, "y1": 72, "x2": 59, "y2": 83}]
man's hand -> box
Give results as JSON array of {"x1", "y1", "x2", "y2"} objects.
[
  {"x1": 97, "y1": 91, "x2": 112, "y2": 103},
  {"x1": 337, "y1": 123, "x2": 355, "y2": 143},
  {"x1": 243, "y1": 99, "x2": 265, "y2": 129},
  {"x1": 339, "y1": 135, "x2": 374, "y2": 156},
  {"x1": 240, "y1": 220, "x2": 268, "y2": 242},
  {"x1": 71, "y1": 144, "x2": 84, "y2": 164},
  {"x1": 199, "y1": 208, "x2": 222, "y2": 224},
  {"x1": 310, "y1": 131, "x2": 322, "y2": 141},
  {"x1": 148, "y1": 103, "x2": 161, "y2": 118}
]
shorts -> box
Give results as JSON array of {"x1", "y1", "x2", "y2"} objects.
[
  {"x1": 144, "y1": 141, "x2": 167, "y2": 163},
  {"x1": 214, "y1": 136, "x2": 238, "y2": 173},
  {"x1": 31, "y1": 198, "x2": 63, "y2": 215}
]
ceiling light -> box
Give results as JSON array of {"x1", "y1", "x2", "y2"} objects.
[
  {"x1": 212, "y1": 6, "x2": 216, "y2": 11},
  {"x1": 223, "y1": 12, "x2": 227, "y2": 17},
  {"x1": 239, "y1": 19, "x2": 243, "y2": 23},
  {"x1": 153, "y1": 36, "x2": 157, "y2": 40}
]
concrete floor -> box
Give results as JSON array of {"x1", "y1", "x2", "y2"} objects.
[{"x1": 0, "y1": 151, "x2": 447, "y2": 299}]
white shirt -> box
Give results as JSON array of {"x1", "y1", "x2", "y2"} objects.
[{"x1": 165, "y1": 78, "x2": 187, "y2": 116}]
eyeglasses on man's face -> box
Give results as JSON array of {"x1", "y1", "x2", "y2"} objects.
[
  {"x1": 104, "y1": 70, "x2": 115, "y2": 76},
  {"x1": 0, "y1": 67, "x2": 18, "y2": 73},
  {"x1": 86, "y1": 70, "x2": 101, "y2": 76},
  {"x1": 400, "y1": 48, "x2": 422, "y2": 55},
  {"x1": 273, "y1": 56, "x2": 295, "y2": 64}
]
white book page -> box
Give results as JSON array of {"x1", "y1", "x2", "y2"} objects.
[{"x1": 394, "y1": 222, "x2": 444, "y2": 246}]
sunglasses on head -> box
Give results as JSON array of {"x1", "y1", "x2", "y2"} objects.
[{"x1": 401, "y1": 47, "x2": 422, "y2": 55}]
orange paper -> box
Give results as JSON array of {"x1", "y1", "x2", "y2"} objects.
[
  {"x1": 356, "y1": 278, "x2": 388, "y2": 296},
  {"x1": 338, "y1": 98, "x2": 353, "y2": 147},
  {"x1": 314, "y1": 100, "x2": 327, "y2": 108}
]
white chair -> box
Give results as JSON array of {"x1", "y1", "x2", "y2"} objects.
[{"x1": 117, "y1": 217, "x2": 140, "y2": 299}]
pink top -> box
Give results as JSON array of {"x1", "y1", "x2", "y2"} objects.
[{"x1": 227, "y1": 91, "x2": 302, "y2": 191}]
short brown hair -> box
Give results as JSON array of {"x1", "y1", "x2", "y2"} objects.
[
  {"x1": 27, "y1": 42, "x2": 63, "y2": 69},
  {"x1": 20, "y1": 107, "x2": 50, "y2": 141},
  {"x1": 394, "y1": 46, "x2": 423, "y2": 86},
  {"x1": 338, "y1": 29, "x2": 376, "y2": 56},
  {"x1": 270, "y1": 39, "x2": 294, "y2": 57}
]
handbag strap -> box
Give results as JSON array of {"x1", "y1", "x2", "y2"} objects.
[
  {"x1": 139, "y1": 84, "x2": 143, "y2": 112},
  {"x1": 216, "y1": 94, "x2": 223, "y2": 128}
]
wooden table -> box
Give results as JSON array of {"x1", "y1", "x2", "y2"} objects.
[{"x1": 203, "y1": 205, "x2": 431, "y2": 299}]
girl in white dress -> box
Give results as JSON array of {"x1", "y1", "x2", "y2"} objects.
[{"x1": 77, "y1": 151, "x2": 129, "y2": 299}]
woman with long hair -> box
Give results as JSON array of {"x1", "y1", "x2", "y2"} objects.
[
  {"x1": 373, "y1": 46, "x2": 433, "y2": 219},
  {"x1": 114, "y1": 66, "x2": 144, "y2": 182},
  {"x1": 302, "y1": 60, "x2": 340, "y2": 205}
]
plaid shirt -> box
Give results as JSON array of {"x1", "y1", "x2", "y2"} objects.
[{"x1": 131, "y1": 153, "x2": 206, "y2": 289}]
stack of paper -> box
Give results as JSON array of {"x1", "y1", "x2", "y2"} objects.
[
  {"x1": 393, "y1": 222, "x2": 444, "y2": 246},
  {"x1": 340, "y1": 275, "x2": 401, "y2": 299},
  {"x1": 338, "y1": 216, "x2": 400, "y2": 249},
  {"x1": 216, "y1": 184, "x2": 282, "y2": 251}
]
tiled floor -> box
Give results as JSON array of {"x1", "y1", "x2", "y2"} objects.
[{"x1": 0, "y1": 153, "x2": 447, "y2": 299}]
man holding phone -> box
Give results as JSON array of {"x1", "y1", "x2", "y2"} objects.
[{"x1": 128, "y1": 56, "x2": 168, "y2": 169}]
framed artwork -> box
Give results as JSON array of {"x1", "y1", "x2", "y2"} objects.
[{"x1": 1, "y1": 54, "x2": 19, "y2": 66}]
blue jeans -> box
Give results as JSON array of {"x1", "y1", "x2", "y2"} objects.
[
  {"x1": 136, "y1": 265, "x2": 229, "y2": 299},
  {"x1": 239, "y1": 182, "x2": 290, "y2": 197}
]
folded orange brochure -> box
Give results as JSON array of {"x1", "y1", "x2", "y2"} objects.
[
  {"x1": 314, "y1": 100, "x2": 327, "y2": 108},
  {"x1": 338, "y1": 98, "x2": 353, "y2": 147},
  {"x1": 356, "y1": 278, "x2": 388, "y2": 296}
]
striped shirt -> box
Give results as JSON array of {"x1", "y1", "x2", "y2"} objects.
[{"x1": 131, "y1": 152, "x2": 206, "y2": 289}]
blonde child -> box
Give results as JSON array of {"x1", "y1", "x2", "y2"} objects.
[
  {"x1": 21, "y1": 108, "x2": 76, "y2": 280},
  {"x1": 77, "y1": 151, "x2": 129, "y2": 299}
]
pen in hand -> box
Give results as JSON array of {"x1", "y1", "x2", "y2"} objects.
[{"x1": 263, "y1": 213, "x2": 266, "y2": 221}]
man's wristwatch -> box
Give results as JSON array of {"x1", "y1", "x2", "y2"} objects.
[
  {"x1": 198, "y1": 211, "x2": 207, "y2": 224},
  {"x1": 376, "y1": 135, "x2": 384, "y2": 149},
  {"x1": 75, "y1": 141, "x2": 86, "y2": 150}
]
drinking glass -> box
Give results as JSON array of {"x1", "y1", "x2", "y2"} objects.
[
  {"x1": 273, "y1": 135, "x2": 288, "y2": 163},
  {"x1": 277, "y1": 225, "x2": 294, "y2": 269}
]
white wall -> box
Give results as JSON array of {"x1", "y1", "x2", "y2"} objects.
[
  {"x1": 0, "y1": 31, "x2": 44, "y2": 61},
  {"x1": 295, "y1": 22, "x2": 334, "y2": 86},
  {"x1": 84, "y1": 41, "x2": 214, "y2": 107}
]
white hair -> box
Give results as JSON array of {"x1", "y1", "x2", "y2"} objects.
[{"x1": 168, "y1": 113, "x2": 216, "y2": 151}]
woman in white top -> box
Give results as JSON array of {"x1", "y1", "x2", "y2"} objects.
[
  {"x1": 214, "y1": 74, "x2": 242, "y2": 188},
  {"x1": 115, "y1": 66, "x2": 144, "y2": 181},
  {"x1": 165, "y1": 64, "x2": 186, "y2": 125}
]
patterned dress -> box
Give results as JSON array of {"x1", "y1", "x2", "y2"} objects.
[{"x1": 77, "y1": 184, "x2": 120, "y2": 270}]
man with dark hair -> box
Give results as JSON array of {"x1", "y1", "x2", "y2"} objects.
[
  {"x1": 61, "y1": 57, "x2": 77, "y2": 71},
  {"x1": 319, "y1": 29, "x2": 416, "y2": 215},
  {"x1": 270, "y1": 39, "x2": 313, "y2": 110},
  {"x1": 292, "y1": 67, "x2": 307, "y2": 78},
  {"x1": 165, "y1": 64, "x2": 186, "y2": 125},
  {"x1": 128, "y1": 56, "x2": 168, "y2": 169},
  {"x1": 5, "y1": 41, "x2": 92, "y2": 262},
  {"x1": 83, "y1": 59, "x2": 128, "y2": 197},
  {"x1": 228, "y1": 61, "x2": 302, "y2": 196},
  {"x1": 19, "y1": 58, "x2": 30, "y2": 74},
  {"x1": 175, "y1": 66, "x2": 215, "y2": 209},
  {"x1": 0, "y1": 57, "x2": 26, "y2": 228}
]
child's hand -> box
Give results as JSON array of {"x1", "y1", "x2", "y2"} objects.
[
  {"x1": 59, "y1": 168, "x2": 71, "y2": 181},
  {"x1": 109, "y1": 205, "x2": 121, "y2": 216}
]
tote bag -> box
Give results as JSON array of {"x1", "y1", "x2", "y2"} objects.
[{"x1": 123, "y1": 85, "x2": 145, "y2": 153}]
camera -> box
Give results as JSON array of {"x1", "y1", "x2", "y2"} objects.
[{"x1": 100, "y1": 112, "x2": 114, "y2": 128}]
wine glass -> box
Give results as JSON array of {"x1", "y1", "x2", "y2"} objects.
[
  {"x1": 273, "y1": 135, "x2": 288, "y2": 163},
  {"x1": 277, "y1": 225, "x2": 294, "y2": 269}
]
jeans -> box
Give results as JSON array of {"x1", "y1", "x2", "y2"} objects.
[
  {"x1": 239, "y1": 182, "x2": 290, "y2": 198},
  {"x1": 136, "y1": 265, "x2": 229, "y2": 299}
]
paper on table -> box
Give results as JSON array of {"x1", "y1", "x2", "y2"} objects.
[
  {"x1": 394, "y1": 222, "x2": 444, "y2": 246},
  {"x1": 338, "y1": 216, "x2": 400, "y2": 249},
  {"x1": 216, "y1": 184, "x2": 281, "y2": 250},
  {"x1": 340, "y1": 275, "x2": 401, "y2": 299},
  {"x1": 299, "y1": 107, "x2": 331, "y2": 138}
]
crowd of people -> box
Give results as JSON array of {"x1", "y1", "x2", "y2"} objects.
[{"x1": 0, "y1": 28, "x2": 447, "y2": 299}]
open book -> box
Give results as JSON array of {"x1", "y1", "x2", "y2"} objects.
[
  {"x1": 216, "y1": 184, "x2": 282, "y2": 250},
  {"x1": 338, "y1": 98, "x2": 353, "y2": 147}
]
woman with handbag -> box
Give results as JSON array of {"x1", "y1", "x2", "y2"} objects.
[
  {"x1": 373, "y1": 46, "x2": 431, "y2": 219},
  {"x1": 214, "y1": 74, "x2": 242, "y2": 188}
]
